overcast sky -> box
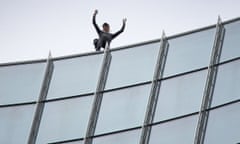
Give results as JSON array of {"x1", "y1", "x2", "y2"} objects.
[{"x1": 0, "y1": 0, "x2": 240, "y2": 63}]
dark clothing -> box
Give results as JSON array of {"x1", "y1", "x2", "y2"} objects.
[{"x1": 93, "y1": 15, "x2": 125, "y2": 51}]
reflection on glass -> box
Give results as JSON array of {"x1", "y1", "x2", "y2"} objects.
[
  {"x1": 0, "y1": 104, "x2": 35, "y2": 144},
  {"x1": 154, "y1": 70, "x2": 207, "y2": 122},
  {"x1": 36, "y1": 96, "x2": 93, "y2": 144},
  {"x1": 106, "y1": 42, "x2": 160, "y2": 89},
  {"x1": 150, "y1": 115, "x2": 198, "y2": 144},
  {"x1": 220, "y1": 20, "x2": 240, "y2": 62},
  {"x1": 95, "y1": 84, "x2": 151, "y2": 134},
  {"x1": 212, "y1": 60, "x2": 240, "y2": 107},
  {"x1": 93, "y1": 129, "x2": 140, "y2": 144},
  {"x1": 0, "y1": 63, "x2": 45, "y2": 105},
  {"x1": 47, "y1": 54, "x2": 103, "y2": 100},
  {"x1": 164, "y1": 28, "x2": 215, "y2": 77},
  {"x1": 204, "y1": 103, "x2": 240, "y2": 144}
]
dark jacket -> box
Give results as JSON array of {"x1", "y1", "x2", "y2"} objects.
[{"x1": 93, "y1": 14, "x2": 125, "y2": 46}]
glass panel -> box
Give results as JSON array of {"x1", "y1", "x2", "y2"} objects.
[
  {"x1": 212, "y1": 60, "x2": 240, "y2": 107},
  {"x1": 65, "y1": 141, "x2": 83, "y2": 144},
  {"x1": 149, "y1": 115, "x2": 198, "y2": 144},
  {"x1": 154, "y1": 70, "x2": 207, "y2": 122},
  {"x1": 95, "y1": 84, "x2": 151, "y2": 134},
  {"x1": 55, "y1": 141, "x2": 83, "y2": 144},
  {"x1": 47, "y1": 54, "x2": 103, "y2": 100},
  {"x1": 0, "y1": 63, "x2": 45, "y2": 105},
  {"x1": 36, "y1": 96, "x2": 93, "y2": 144},
  {"x1": 106, "y1": 42, "x2": 160, "y2": 89},
  {"x1": 163, "y1": 28, "x2": 215, "y2": 77},
  {"x1": 0, "y1": 104, "x2": 35, "y2": 144},
  {"x1": 66, "y1": 142, "x2": 83, "y2": 144},
  {"x1": 93, "y1": 129, "x2": 140, "y2": 144},
  {"x1": 220, "y1": 20, "x2": 240, "y2": 62},
  {"x1": 204, "y1": 102, "x2": 240, "y2": 144}
]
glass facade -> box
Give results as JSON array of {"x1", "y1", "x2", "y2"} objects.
[
  {"x1": 1, "y1": 17, "x2": 240, "y2": 144},
  {"x1": 36, "y1": 96, "x2": 93, "y2": 144},
  {"x1": 150, "y1": 115, "x2": 198, "y2": 144},
  {"x1": 96, "y1": 84, "x2": 151, "y2": 134},
  {"x1": 220, "y1": 20, "x2": 240, "y2": 62},
  {"x1": 105, "y1": 42, "x2": 160, "y2": 89},
  {"x1": 163, "y1": 28, "x2": 215, "y2": 77},
  {"x1": 93, "y1": 129, "x2": 141, "y2": 144},
  {"x1": 0, "y1": 104, "x2": 36, "y2": 144},
  {"x1": 47, "y1": 54, "x2": 103, "y2": 100},
  {"x1": 211, "y1": 59, "x2": 240, "y2": 107},
  {"x1": 204, "y1": 102, "x2": 240, "y2": 144},
  {"x1": 154, "y1": 70, "x2": 207, "y2": 121},
  {"x1": 0, "y1": 63, "x2": 45, "y2": 105}
]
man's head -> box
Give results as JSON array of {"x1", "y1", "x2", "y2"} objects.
[{"x1": 102, "y1": 23, "x2": 110, "y2": 33}]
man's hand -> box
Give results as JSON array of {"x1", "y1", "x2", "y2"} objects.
[
  {"x1": 94, "y1": 9, "x2": 98, "y2": 16},
  {"x1": 123, "y1": 18, "x2": 127, "y2": 24}
]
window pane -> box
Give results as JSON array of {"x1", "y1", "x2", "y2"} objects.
[
  {"x1": 65, "y1": 141, "x2": 83, "y2": 144},
  {"x1": 150, "y1": 115, "x2": 198, "y2": 144},
  {"x1": 220, "y1": 20, "x2": 240, "y2": 62},
  {"x1": 154, "y1": 70, "x2": 207, "y2": 122},
  {"x1": 36, "y1": 96, "x2": 93, "y2": 144},
  {"x1": 93, "y1": 129, "x2": 140, "y2": 144},
  {"x1": 0, "y1": 104, "x2": 35, "y2": 144},
  {"x1": 54, "y1": 140, "x2": 83, "y2": 144},
  {"x1": 0, "y1": 63, "x2": 45, "y2": 105},
  {"x1": 204, "y1": 102, "x2": 240, "y2": 144},
  {"x1": 47, "y1": 54, "x2": 103, "y2": 100},
  {"x1": 95, "y1": 84, "x2": 151, "y2": 134},
  {"x1": 212, "y1": 60, "x2": 240, "y2": 107},
  {"x1": 164, "y1": 29, "x2": 215, "y2": 77},
  {"x1": 106, "y1": 42, "x2": 160, "y2": 89}
]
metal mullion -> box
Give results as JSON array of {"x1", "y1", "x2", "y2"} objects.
[
  {"x1": 84, "y1": 43, "x2": 112, "y2": 144},
  {"x1": 194, "y1": 17, "x2": 225, "y2": 144},
  {"x1": 139, "y1": 32, "x2": 169, "y2": 144},
  {"x1": 28, "y1": 52, "x2": 54, "y2": 144}
]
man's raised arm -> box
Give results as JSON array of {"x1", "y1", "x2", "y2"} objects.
[
  {"x1": 92, "y1": 9, "x2": 101, "y2": 34},
  {"x1": 112, "y1": 18, "x2": 127, "y2": 39}
]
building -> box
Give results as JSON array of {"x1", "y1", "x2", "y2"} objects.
[{"x1": 0, "y1": 17, "x2": 240, "y2": 144}]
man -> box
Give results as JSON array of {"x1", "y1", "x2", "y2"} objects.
[{"x1": 92, "y1": 9, "x2": 127, "y2": 51}]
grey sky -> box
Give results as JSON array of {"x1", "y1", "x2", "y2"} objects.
[{"x1": 0, "y1": 0, "x2": 239, "y2": 63}]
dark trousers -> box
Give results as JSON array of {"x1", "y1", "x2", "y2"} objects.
[{"x1": 93, "y1": 38, "x2": 107, "y2": 51}]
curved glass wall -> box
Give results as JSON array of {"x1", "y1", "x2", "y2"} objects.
[
  {"x1": 105, "y1": 42, "x2": 160, "y2": 89},
  {"x1": 163, "y1": 28, "x2": 215, "y2": 77},
  {"x1": 61, "y1": 141, "x2": 83, "y2": 144},
  {"x1": 211, "y1": 59, "x2": 240, "y2": 107},
  {"x1": 36, "y1": 96, "x2": 93, "y2": 144},
  {"x1": 1, "y1": 18, "x2": 239, "y2": 144},
  {"x1": 204, "y1": 102, "x2": 240, "y2": 144},
  {"x1": 154, "y1": 70, "x2": 207, "y2": 122},
  {"x1": 47, "y1": 54, "x2": 103, "y2": 100},
  {"x1": 62, "y1": 141, "x2": 84, "y2": 144},
  {"x1": 0, "y1": 62, "x2": 45, "y2": 105},
  {"x1": 150, "y1": 115, "x2": 198, "y2": 144},
  {"x1": 220, "y1": 20, "x2": 240, "y2": 62},
  {"x1": 93, "y1": 129, "x2": 141, "y2": 144},
  {"x1": 0, "y1": 104, "x2": 35, "y2": 144},
  {"x1": 95, "y1": 84, "x2": 151, "y2": 135}
]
